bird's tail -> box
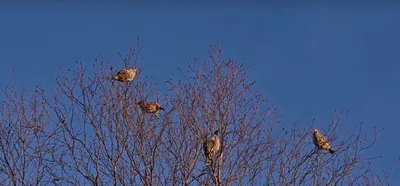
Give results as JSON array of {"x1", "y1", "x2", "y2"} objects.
[
  {"x1": 205, "y1": 158, "x2": 211, "y2": 166},
  {"x1": 329, "y1": 149, "x2": 336, "y2": 154}
]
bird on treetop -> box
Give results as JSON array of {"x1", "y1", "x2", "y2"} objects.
[
  {"x1": 113, "y1": 68, "x2": 137, "y2": 83},
  {"x1": 203, "y1": 130, "x2": 221, "y2": 166},
  {"x1": 137, "y1": 101, "x2": 165, "y2": 116},
  {"x1": 313, "y1": 128, "x2": 335, "y2": 154}
]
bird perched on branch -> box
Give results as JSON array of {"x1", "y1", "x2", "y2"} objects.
[
  {"x1": 137, "y1": 101, "x2": 165, "y2": 116},
  {"x1": 203, "y1": 130, "x2": 221, "y2": 166},
  {"x1": 313, "y1": 129, "x2": 335, "y2": 154},
  {"x1": 112, "y1": 68, "x2": 137, "y2": 82}
]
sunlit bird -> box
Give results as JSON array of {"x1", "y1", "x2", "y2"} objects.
[
  {"x1": 137, "y1": 101, "x2": 165, "y2": 116},
  {"x1": 203, "y1": 130, "x2": 221, "y2": 166},
  {"x1": 313, "y1": 128, "x2": 335, "y2": 154},
  {"x1": 112, "y1": 68, "x2": 137, "y2": 83}
]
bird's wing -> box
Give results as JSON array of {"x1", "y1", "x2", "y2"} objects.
[
  {"x1": 313, "y1": 133, "x2": 319, "y2": 146},
  {"x1": 139, "y1": 103, "x2": 147, "y2": 110},
  {"x1": 319, "y1": 134, "x2": 329, "y2": 144},
  {"x1": 207, "y1": 138, "x2": 216, "y2": 153},
  {"x1": 314, "y1": 133, "x2": 330, "y2": 147},
  {"x1": 116, "y1": 69, "x2": 128, "y2": 75},
  {"x1": 203, "y1": 140, "x2": 209, "y2": 156},
  {"x1": 148, "y1": 104, "x2": 157, "y2": 112}
]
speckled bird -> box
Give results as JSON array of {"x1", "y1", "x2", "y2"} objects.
[
  {"x1": 112, "y1": 68, "x2": 137, "y2": 83},
  {"x1": 203, "y1": 130, "x2": 221, "y2": 166},
  {"x1": 313, "y1": 129, "x2": 335, "y2": 154},
  {"x1": 137, "y1": 101, "x2": 165, "y2": 116}
]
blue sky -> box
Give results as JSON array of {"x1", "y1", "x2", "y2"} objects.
[{"x1": 0, "y1": 3, "x2": 399, "y2": 183}]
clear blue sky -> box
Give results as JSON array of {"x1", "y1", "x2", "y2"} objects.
[{"x1": 1, "y1": 3, "x2": 399, "y2": 183}]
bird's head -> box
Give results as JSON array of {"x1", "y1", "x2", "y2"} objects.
[
  {"x1": 136, "y1": 100, "x2": 144, "y2": 105},
  {"x1": 313, "y1": 129, "x2": 319, "y2": 133},
  {"x1": 214, "y1": 130, "x2": 220, "y2": 135}
]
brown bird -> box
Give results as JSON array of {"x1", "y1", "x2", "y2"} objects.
[
  {"x1": 203, "y1": 130, "x2": 221, "y2": 166},
  {"x1": 137, "y1": 101, "x2": 165, "y2": 116},
  {"x1": 313, "y1": 129, "x2": 335, "y2": 154},
  {"x1": 112, "y1": 68, "x2": 137, "y2": 82}
]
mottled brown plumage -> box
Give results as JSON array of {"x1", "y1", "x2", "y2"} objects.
[
  {"x1": 112, "y1": 68, "x2": 137, "y2": 82},
  {"x1": 137, "y1": 101, "x2": 165, "y2": 116},
  {"x1": 203, "y1": 130, "x2": 220, "y2": 166},
  {"x1": 313, "y1": 129, "x2": 335, "y2": 154}
]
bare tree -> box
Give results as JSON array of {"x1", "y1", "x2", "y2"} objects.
[
  {"x1": 164, "y1": 44, "x2": 281, "y2": 186},
  {"x1": 164, "y1": 43, "x2": 389, "y2": 186},
  {"x1": 35, "y1": 45, "x2": 173, "y2": 185},
  {"x1": 0, "y1": 41, "x2": 392, "y2": 186},
  {"x1": 0, "y1": 83, "x2": 58, "y2": 186}
]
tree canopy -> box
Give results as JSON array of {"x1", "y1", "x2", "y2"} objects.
[{"x1": 0, "y1": 42, "x2": 389, "y2": 185}]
